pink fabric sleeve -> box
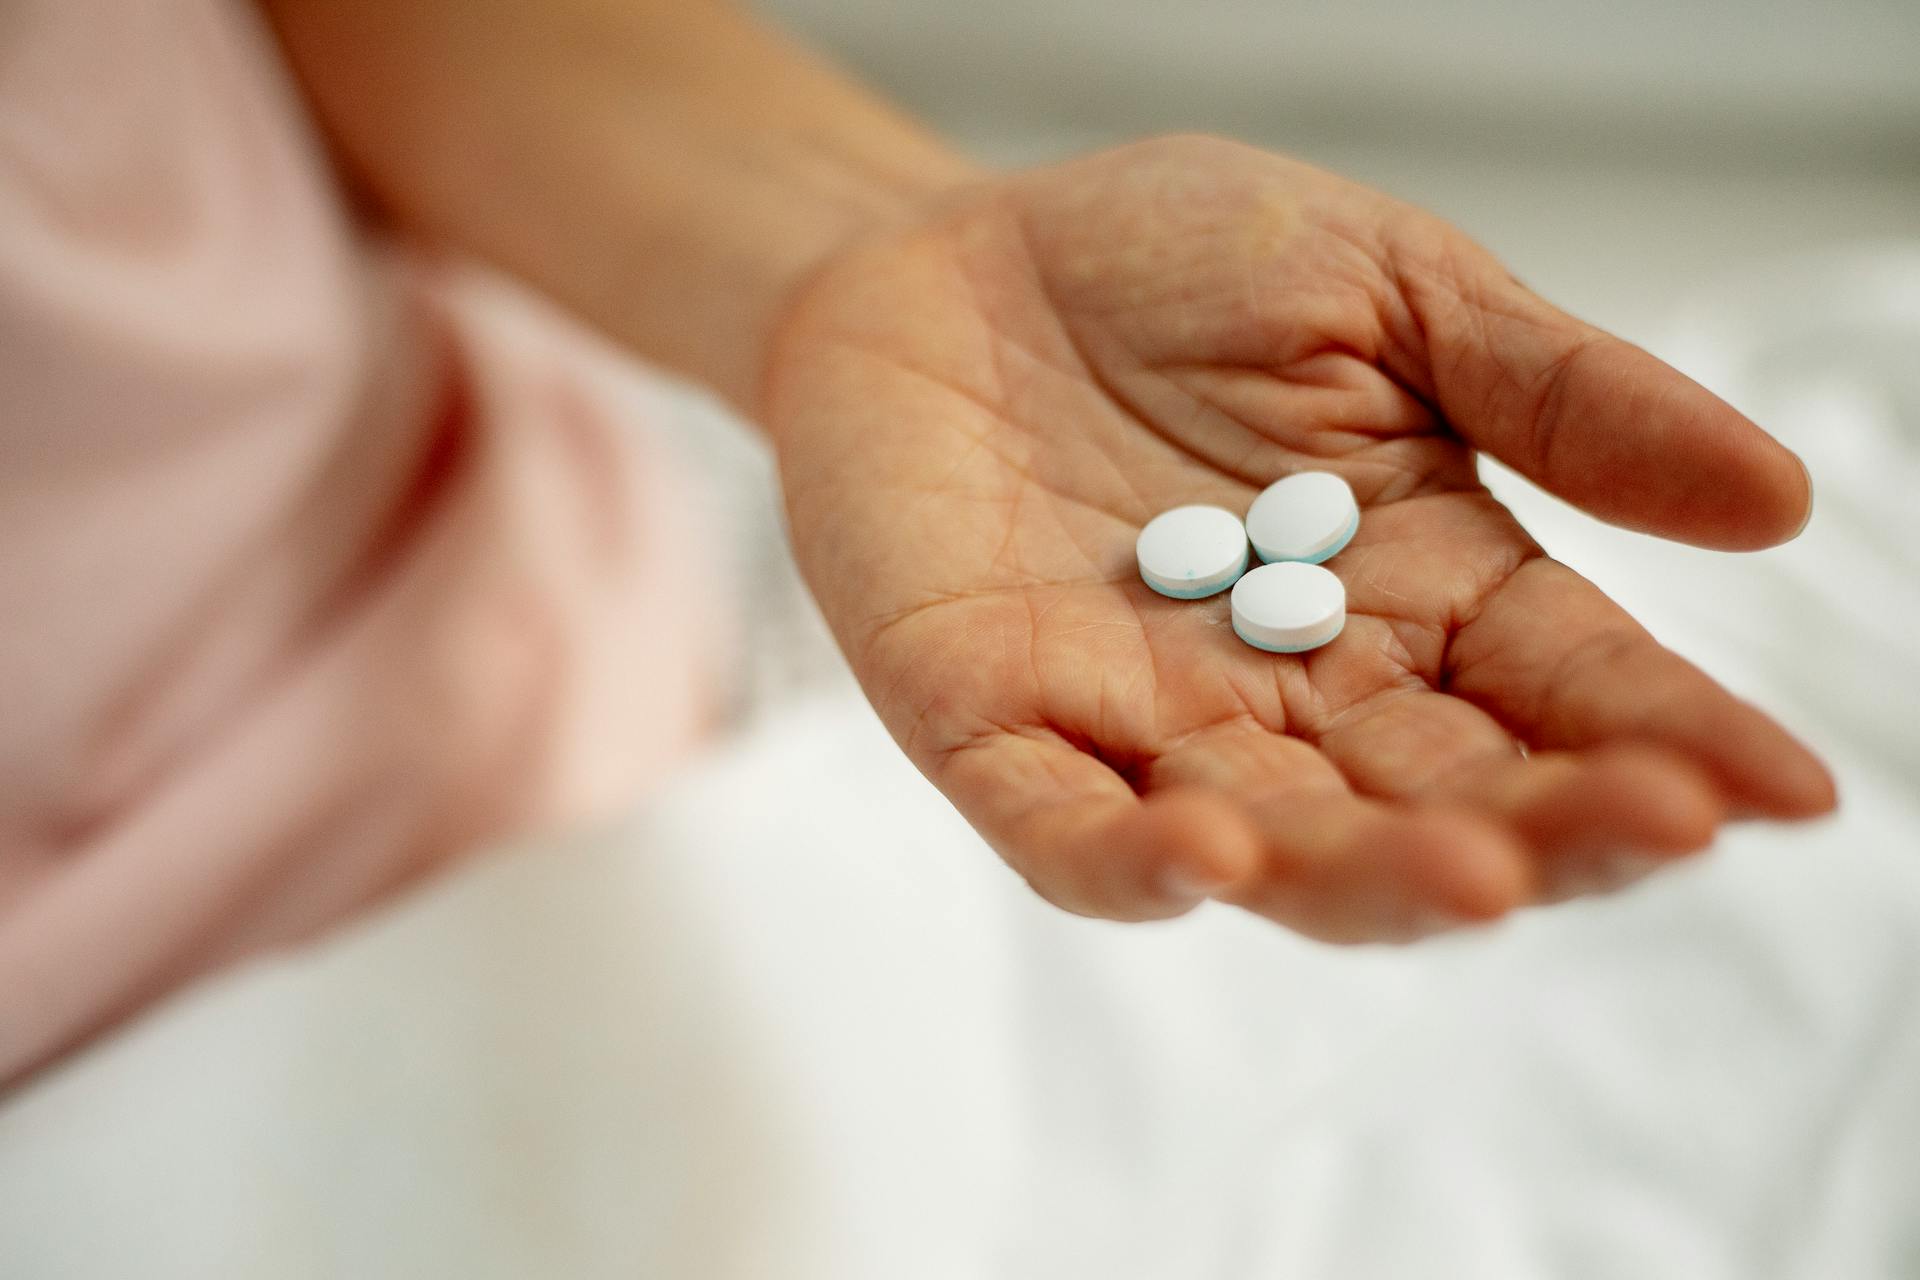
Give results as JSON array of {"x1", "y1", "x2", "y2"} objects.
[{"x1": 0, "y1": 1, "x2": 714, "y2": 1084}]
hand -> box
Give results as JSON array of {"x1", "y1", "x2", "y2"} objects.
[{"x1": 762, "y1": 135, "x2": 1833, "y2": 941}]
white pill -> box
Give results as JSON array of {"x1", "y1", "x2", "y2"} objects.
[
  {"x1": 1245, "y1": 471, "x2": 1360, "y2": 564},
  {"x1": 1230, "y1": 561, "x2": 1346, "y2": 653},
  {"x1": 1136, "y1": 505, "x2": 1249, "y2": 599}
]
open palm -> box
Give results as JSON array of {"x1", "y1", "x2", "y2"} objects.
[{"x1": 764, "y1": 135, "x2": 1832, "y2": 941}]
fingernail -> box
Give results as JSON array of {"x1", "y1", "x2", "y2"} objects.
[
  {"x1": 1549, "y1": 850, "x2": 1671, "y2": 901},
  {"x1": 1601, "y1": 850, "x2": 1671, "y2": 883},
  {"x1": 1403, "y1": 907, "x2": 1474, "y2": 940},
  {"x1": 1158, "y1": 866, "x2": 1227, "y2": 902},
  {"x1": 1790, "y1": 454, "x2": 1815, "y2": 540}
]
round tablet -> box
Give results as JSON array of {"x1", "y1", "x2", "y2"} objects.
[
  {"x1": 1245, "y1": 471, "x2": 1360, "y2": 564},
  {"x1": 1230, "y1": 562, "x2": 1346, "y2": 653},
  {"x1": 1135, "y1": 505, "x2": 1249, "y2": 599}
]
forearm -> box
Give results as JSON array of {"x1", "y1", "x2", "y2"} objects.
[{"x1": 262, "y1": 0, "x2": 978, "y2": 414}]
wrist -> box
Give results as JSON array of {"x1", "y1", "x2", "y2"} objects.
[
  {"x1": 272, "y1": 0, "x2": 985, "y2": 424},
  {"x1": 733, "y1": 126, "x2": 983, "y2": 422}
]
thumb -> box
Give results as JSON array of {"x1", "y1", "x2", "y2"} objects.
[{"x1": 1388, "y1": 232, "x2": 1812, "y2": 550}]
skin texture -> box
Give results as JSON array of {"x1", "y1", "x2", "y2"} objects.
[
  {"x1": 264, "y1": 2, "x2": 1835, "y2": 943},
  {"x1": 765, "y1": 136, "x2": 1834, "y2": 940}
]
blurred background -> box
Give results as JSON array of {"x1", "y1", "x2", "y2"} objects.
[
  {"x1": 764, "y1": 0, "x2": 1919, "y2": 384},
  {"x1": 5, "y1": 2, "x2": 1918, "y2": 1276}
]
